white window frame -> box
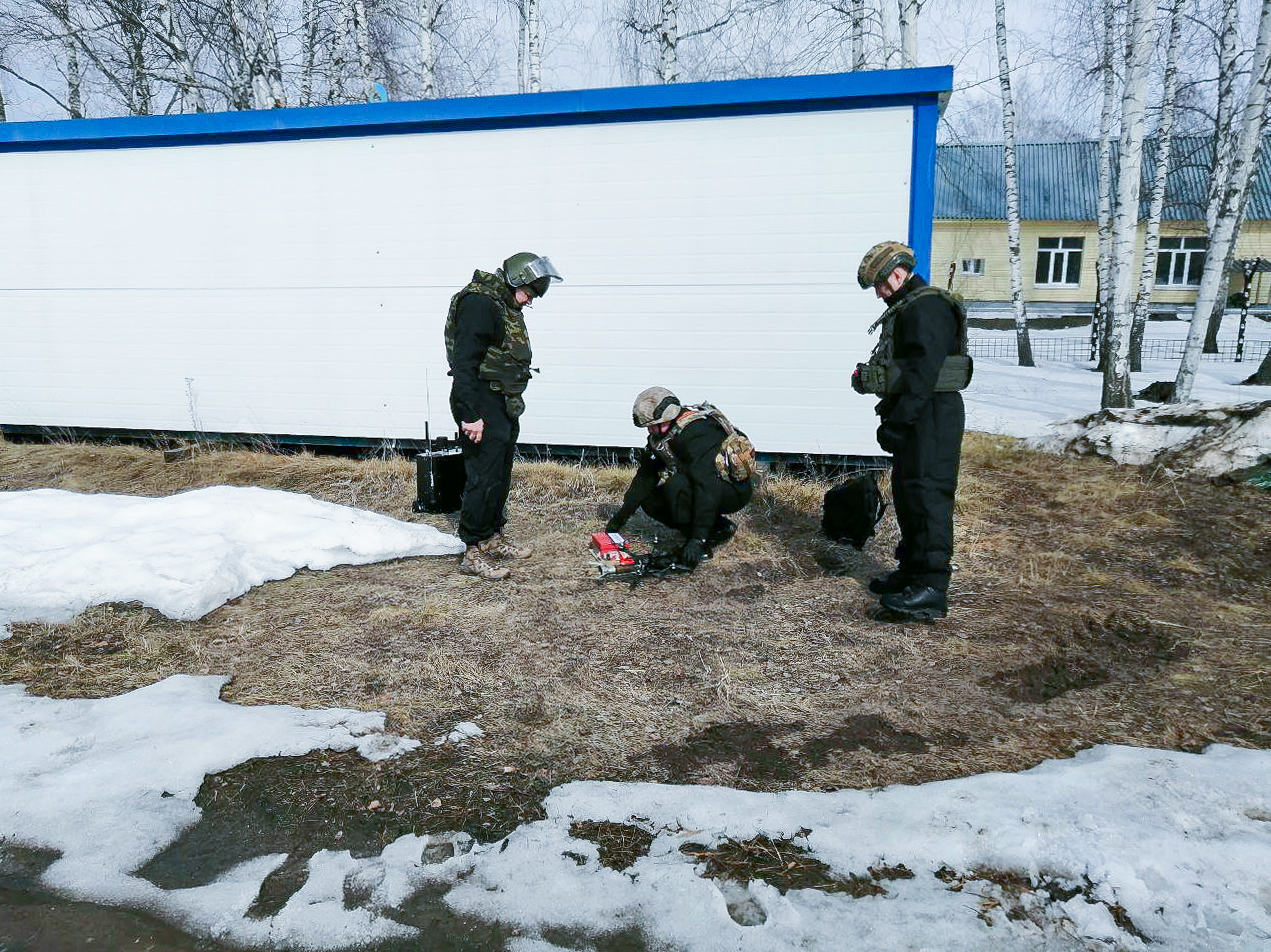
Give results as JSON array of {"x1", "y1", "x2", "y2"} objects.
[
  {"x1": 1156, "y1": 236, "x2": 1207, "y2": 287},
  {"x1": 960, "y1": 257, "x2": 985, "y2": 276},
  {"x1": 1035, "y1": 236, "x2": 1084, "y2": 287}
]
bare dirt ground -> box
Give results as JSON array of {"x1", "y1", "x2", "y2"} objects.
[{"x1": 1, "y1": 433, "x2": 1269, "y2": 921}]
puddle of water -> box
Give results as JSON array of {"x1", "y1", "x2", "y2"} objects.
[{"x1": 1, "y1": 887, "x2": 225, "y2": 951}]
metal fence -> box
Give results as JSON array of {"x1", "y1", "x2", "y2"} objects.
[{"x1": 968, "y1": 336, "x2": 1271, "y2": 363}]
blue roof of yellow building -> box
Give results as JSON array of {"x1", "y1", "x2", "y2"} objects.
[{"x1": 936, "y1": 138, "x2": 1266, "y2": 221}]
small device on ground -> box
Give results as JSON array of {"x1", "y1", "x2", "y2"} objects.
[{"x1": 590, "y1": 531, "x2": 638, "y2": 575}]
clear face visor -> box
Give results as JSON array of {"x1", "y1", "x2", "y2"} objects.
[{"x1": 512, "y1": 256, "x2": 563, "y2": 286}]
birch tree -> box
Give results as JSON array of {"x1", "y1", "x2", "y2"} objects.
[
  {"x1": 848, "y1": 0, "x2": 865, "y2": 68},
  {"x1": 898, "y1": 0, "x2": 920, "y2": 68},
  {"x1": 1092, "y1": 0, "x2": 1117, "y2": 368},
  {"x1": 417, "y1": 0, "x2": 441, "y2": 97},
  {"x1": 1199, "y1": 0, "x2": 1242, "y2": 353},
  {"x1": 995, "y1": 0, "x2": 1032, "y2": 366},
  {"x1": 1101, "y1": 0, "x2": 1157, "y2": 409},
  {"x1": 1129, "y1": 0, "x2": 1184, "y2": 372},
  {"x1": 154, "y1": 0, "x2": 204, "y2": 112},
  {"x1": 1174, "y1": 0, "x2": 1271, "y2": 401},
  {"x1": 512, "y1": 0, "x2": 541, "y2": 91},
  {"x1": 621, "y1": 0, "x2": 748, "y2": 84}
]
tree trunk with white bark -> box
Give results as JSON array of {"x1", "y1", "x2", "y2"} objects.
[
  {"x1": 1202, "y1": 0, "x2": 1242, "y2": 354},
  {"x1": 1175, "y1": 0, "x2": 1271, "y2": 401},
  {"x1": 659, "y1": 0, "x2": 678, "y2": 83},
  {"x1": 155, "y1": 0, "x2": 205, "y2": 112},
  {"x1": 850, "y1": 0, "x2": 865, "y2": 69},
  {"x1": 417, "y1": 0, "x2": 441, "y2": 98},
  {"x1": 1130, "y1": 0, "x2": 1184, "y2": 372},
  {"x1": 1093, "y1": 0, "x2": 1117, "y2": 369},
  {"x1": 353, "y1": 0, "x2": 375, "y2": 101},
  {"x1": 1102, "y1": 0, "x2": 1157, "y2": 409},
  {"x1": 995, "y1": 0, "x2": 1032, "y2": 366},
  {"x1": 898, "y1": 0, "x2": 919, "y2": 68},
  {"x1": 877, "y1": 0, "x2": 896, "y2": 68}
]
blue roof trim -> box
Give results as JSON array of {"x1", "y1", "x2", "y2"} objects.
[{"x1": 0, "y1": 67, "x2": 952, "y2": 152}]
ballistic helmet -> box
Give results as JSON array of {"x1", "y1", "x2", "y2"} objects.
[
  {"x1": 633, "y1": 386, "x2": 682, "y2": 427},
  {"x1": 857, "y1": 241, "x2": 916, "y2": 289},
  {"x1": 503, "y1": 252, "x2": 563, "y2": 299}
]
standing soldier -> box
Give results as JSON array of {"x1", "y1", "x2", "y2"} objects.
[
  {"x1": 852, "y1": 241, "x2": 971, "y2": 620},
  {"x1": 445, "y1": 252, "x2": 562, "y2": 579}
]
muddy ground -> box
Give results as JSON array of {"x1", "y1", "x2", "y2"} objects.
[{"x1": 0, "y1": 433, "x2": 1268, "y2": 946}]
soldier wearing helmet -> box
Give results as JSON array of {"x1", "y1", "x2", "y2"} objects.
[
  {"x1": 852, "y1": 240, "x2": 971, "y2": 620},
  {"x1": 444, "y1": 252, "x2": 562, "y2": 580},
  {"x1": 604, "y1": 387, "x2": 757, "y2": 570}
]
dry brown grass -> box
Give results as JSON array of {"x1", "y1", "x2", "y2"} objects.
[{"x1": 2, "y1": 433, "x2": 1269, "y2": 848}]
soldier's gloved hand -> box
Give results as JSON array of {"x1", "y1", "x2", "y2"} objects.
[
  {"x1": 678, "y1": 539, "x2": 708, "y2": 569},
  {"x1": 876, "y1": 422, "x2": 907, "y2": 454},
  {"x1": 604, "y1": 514, "x2": 626, "y2": 535},
  {"x1": 850, "y1": 367, "x2": 865, "y2": 394}
]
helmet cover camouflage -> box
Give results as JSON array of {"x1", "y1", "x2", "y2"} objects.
[
  {"x1": 857, "y1": 241, "x2": 916, "y2": 289},
  {"x1": 632, "y1": 386, "x2": 682, "y2": 427}
]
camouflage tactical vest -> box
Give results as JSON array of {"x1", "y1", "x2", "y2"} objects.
[
  {"x1": 445, "y1": 269, "x2": 534, "y2": 418},
  {"x1": 858, "y1": 285, "x2": 973, "y2": 395},
  {"x1": 648, "y1": 403, "x2": 759, "y2": 484}
]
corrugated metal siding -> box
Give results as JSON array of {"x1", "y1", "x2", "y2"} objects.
[{"x1": 937, "y1": 136, "x2": 1271, "y2": 222}]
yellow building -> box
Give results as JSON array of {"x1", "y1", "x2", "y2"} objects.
[{"x1": 933, "y1": 140, "x2": 1271, "y2": 319}]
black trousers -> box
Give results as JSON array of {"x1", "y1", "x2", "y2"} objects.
[
  {"x1": 638, "y1": 472, "x2": 753, "y2": 537},
  {"x1": 890, "y1": 393, "x2": 964, "y2": 592},
  {"x1": 452, "y1": 391, "x2": 518, "y2": 546}
]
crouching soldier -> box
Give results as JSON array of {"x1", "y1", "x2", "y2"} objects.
[{"x1": 605, "y1": 387, "x2": 757, "y2": 569}]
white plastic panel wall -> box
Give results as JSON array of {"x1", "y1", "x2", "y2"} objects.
[{"x1": 0, "y1": 105, "x2": 913, "y2": 455}]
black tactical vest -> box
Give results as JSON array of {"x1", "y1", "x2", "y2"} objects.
[{"x1": 858, "y1": 285, "x2": 973, "y2": 395}]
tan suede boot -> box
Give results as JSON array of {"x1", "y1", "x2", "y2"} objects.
[
  {"x1": 459, "y1": 544, "x2": 510, "y2": 580},
  {"x1": 478, "y1": 531, "x2": 533, "y2": 560}
]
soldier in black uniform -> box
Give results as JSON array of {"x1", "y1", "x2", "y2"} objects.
[
  {"x1": 852, "y1": 241, "x2": 971, "y2": 619},
  {"x1": 605, "y1": 387, "x2": 756, "y2": 569},
  {"x1": 445, "y1": 252, "x2": 562, "y2": 579}
]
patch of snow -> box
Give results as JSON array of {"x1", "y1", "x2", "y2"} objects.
[
  {"x1": 1030, "y1": 400, "x2": 1271, "y2": 476},
  {"x1": 5, "y1": 679, "x2": 1270, "y2": 950},
  {"x1": 0, "y1": 485, "x2": 464, "y2": 635}
]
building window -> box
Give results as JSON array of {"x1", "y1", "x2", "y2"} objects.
[
  {"x1": 1035, "y1": 237, "x2": 1084, "y2": 286},
  {"x1": 961, "y1": 258, "x2": 985, "y2": 276},
  {"x1": 1156, "y1": 237, "x2": 1206, "y2": 286}
]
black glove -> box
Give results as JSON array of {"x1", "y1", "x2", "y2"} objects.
[
  {"x1": 678, "y1": 539, "x2": 707, "y2": 569},
  {"x1": 850, "y1": 366, "x2": 865, "y2": 394},
  {"x1": 876, "y1": 422, "x2": 907, "y2": 454}
]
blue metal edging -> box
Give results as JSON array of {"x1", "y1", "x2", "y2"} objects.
[
  {"x1": 908, "y1": 93, "x2": 942, "y2": 276},
  {"x1": 0, "y1": 67, "x2": 952, "y2": 152}
]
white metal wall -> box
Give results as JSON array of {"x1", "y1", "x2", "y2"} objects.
[{"x1": 0, "y1": 106, "x2": 914, "y2": 455}]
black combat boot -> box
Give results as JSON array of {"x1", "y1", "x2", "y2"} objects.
[
  {"x1": 868, "y1": 570, "x2": 909, "y2": 595},
  {"x1": 877, "y1": 584, "x2": 948, "y2": 620},
  {"x1": 705, "y1": 516, "x2": 736, "y2": 552}
]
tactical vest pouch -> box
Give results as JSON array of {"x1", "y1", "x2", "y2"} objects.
[
  {"x1": 696, "y1": 403, "x2": 758, "y2": 483},
  {"x1": 717, "y1": 432, "x2": 758, "y2": 483},
  {"x1": 856, "y1": 355, "x2": 974, "y2": 395}
]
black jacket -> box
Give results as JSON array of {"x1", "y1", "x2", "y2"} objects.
[
  {"x1": 620, "y1": 416, "x2": 734, "y2": 542},
  {"x1": 877, "y1": 275, "x2": 962, "y2": 428},
  {"x1": 448, "y1": 293, "x2": 504, "y2": 424}
]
